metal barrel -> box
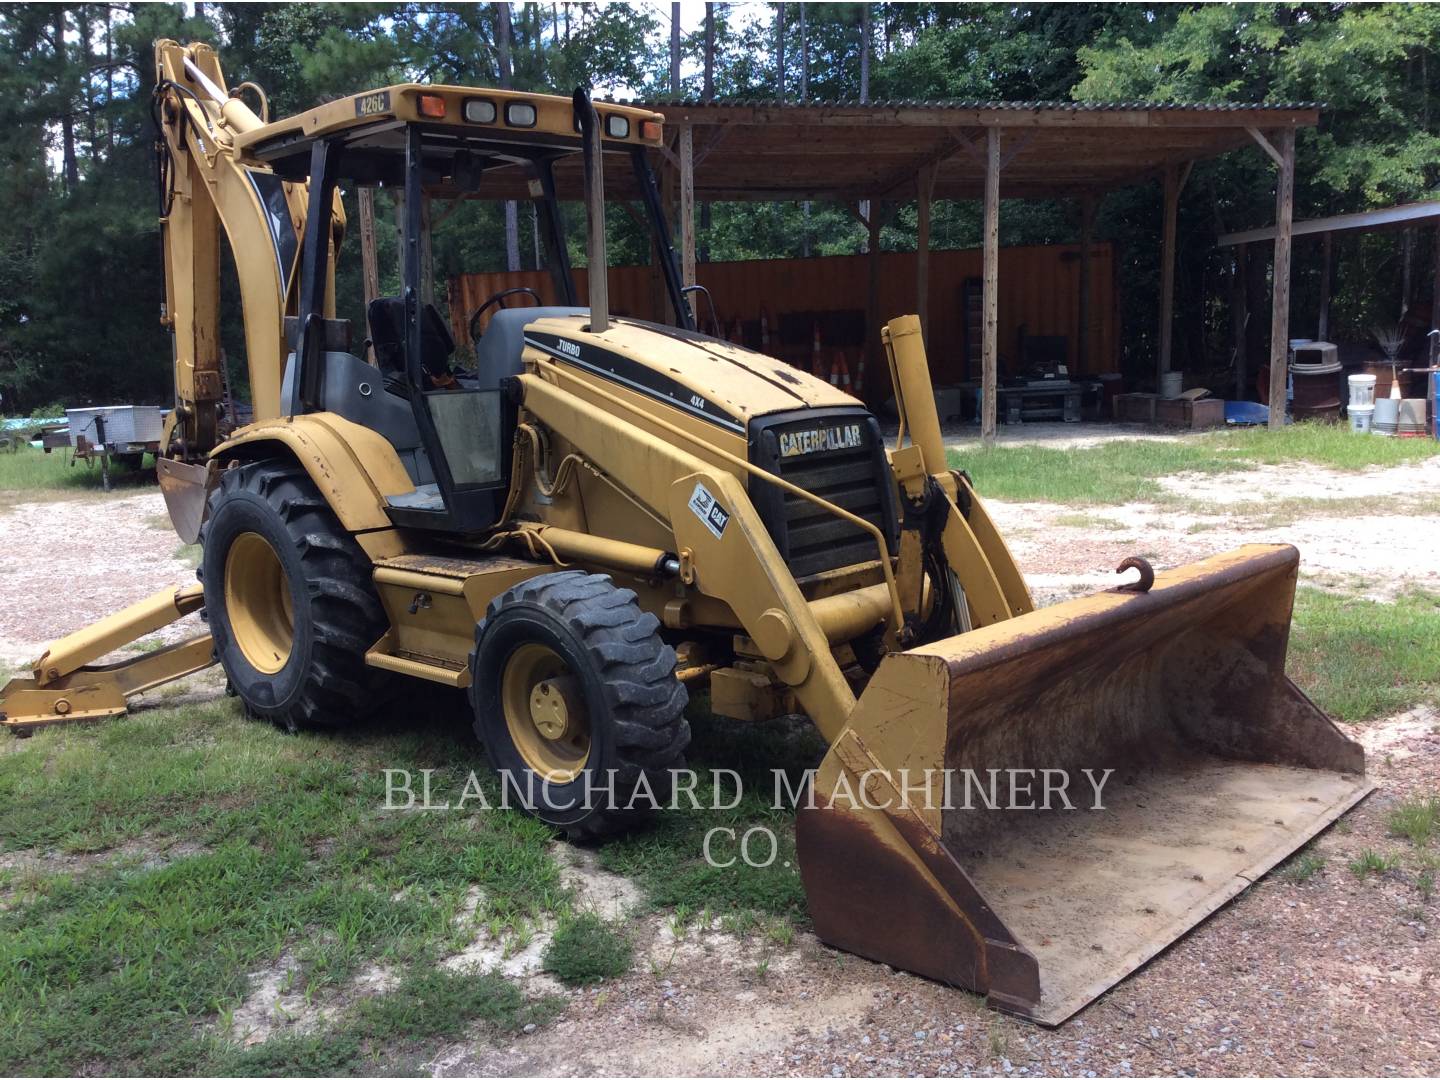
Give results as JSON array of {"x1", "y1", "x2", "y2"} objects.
[{"x1": 797, "y1": 544, "x2": 1371, "y2": 1025}]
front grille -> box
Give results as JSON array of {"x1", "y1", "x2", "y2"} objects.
[{"x1": 748, "y1": 409, "x2": 898, "y2": 579}]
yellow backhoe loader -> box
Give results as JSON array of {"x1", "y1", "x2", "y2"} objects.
[{"x1": 0, "y1": 42, "x2": 1370, "y2": 1024}]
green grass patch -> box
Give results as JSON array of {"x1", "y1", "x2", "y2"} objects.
[
  {"x1": 598, "y1": 701, "x2": 820, "y2": 929},
  {"x1": 541, "y1": 911, "x2": 633, "y2": 986},
  {"x1": 1348, "y1": 848, "x2": 1401, "y2": 880},
  {"x1": 354, "y1": 966, "x2": 559, "y2": 1042},
  {"x1": 1388, "y1": 796, "x2": 1440, "y2": 848},
  {"x1": 0, "y1": 696, "x2": 567, "y2": 1074},
  {"x1": 0, "y1": 442, "x2": 150, "y2": 494},
  {"x1": 949, "y1": 422, "x2": 1440, "y2": 506},
  {"x1": 1288, "y1": 588, "x2": 1440, "y2": 724},
  {"x1": 1279, "y1": 849, "x2": 1326, "y2": 884}
]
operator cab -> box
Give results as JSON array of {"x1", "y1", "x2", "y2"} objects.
[{"x1": 246, "y1": 86, "x2": 688, "y2": 534}]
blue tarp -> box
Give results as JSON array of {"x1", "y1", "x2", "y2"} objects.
[{"x1": 1225, "y1": 401, "x2": 1273, "y2": 425}]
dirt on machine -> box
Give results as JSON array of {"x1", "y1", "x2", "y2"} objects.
[{"x1": 0, "y1": 41, "x2": 1370, "y2": 1025}]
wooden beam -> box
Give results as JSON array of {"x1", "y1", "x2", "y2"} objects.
[
  {"x1": 1077, "y1": 193, "x2": 1096, "y2": 375},
  {"x1": 948, "y1": 127, "x2": 988, "y2": 166},
  {"x1": 1247, "y1": 126, "x2": 1284, "y2": 168},
  {"x1": 982, "y1": 127, "x2": 1001, "y2": 444},
  {"x1": 1268, "y1": 127, "x2": 1296, "y2": 429},
  {"x1": 844, "y1": 201, "x2": 869, "y2": 230},
  {"x1": 998, "y1": 131, "x2": 1037, "y2": 172},
  {"x1": 656, "y1": 102, "x2": 1320, "y2": 129},
  {"x1": 679, "y1": 124, "x2": 696, "y2": 287},
  {"x1": 1158, "y1": 163, "x2": 1180, "y2": 380},
  {"x1": 692, "y1": 121, "x2": 735, "y2": 168},
  {"x1": 917, "y1": 163, "x2": 935, "y2": 340},
  {"x1": 1318, "y1": 231, "x2": 1332, "y2": 341}
]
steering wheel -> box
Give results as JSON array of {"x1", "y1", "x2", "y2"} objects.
[{"x1": 469, "y1": 287, "x2": 543, "y2": 345}]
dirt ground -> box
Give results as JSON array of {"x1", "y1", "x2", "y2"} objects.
[{"x1": 2, "y1": 439, "x2": 1437, "y2": 1077}]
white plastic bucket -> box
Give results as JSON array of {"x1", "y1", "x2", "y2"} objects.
[
  {"x1": 1347, "y1": 373, "x2": 1376, "y2": 409},
  {"x1": 1159, "y1": 371, "x2": 1183, "y2": 399},
  {"x1": 1348, "y1": 405, "x2": 1374, "y2": 433}
]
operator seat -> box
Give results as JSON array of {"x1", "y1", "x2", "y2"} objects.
[
  {"x1": 472, "y1": 306, "x2": 587, "y2": 389},
  {"x1": 367, "y1": 297, "x2": 460, "y2": 391}
]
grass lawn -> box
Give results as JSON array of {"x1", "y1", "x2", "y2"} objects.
[
  {"x1": 1289, "y1": 587, "x2": 1440, "y2": 723},
  {"x1": 949, "y1": 422, "x2": 1440, "y2": 505},
  {"x1": 3, "y1": 419, "x2": 1434, "y2": 1073},
  {"x1": 0, "y1": 692, "x2": 814, "y2": 1076},
  {"x1": 0, "y1": 441, "x2": 150, "y2": 496},
  {"x1": 2, "y1": 577, "x2": 1428, "y2": 1075}
]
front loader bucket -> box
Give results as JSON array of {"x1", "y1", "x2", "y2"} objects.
[{"x1": 797, "y1": 544, "x2": 1370, "y2": 1025}]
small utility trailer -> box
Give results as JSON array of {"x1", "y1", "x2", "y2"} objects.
[{"x1": 57, "y1": 406, "x2": 165, "y2": 489}]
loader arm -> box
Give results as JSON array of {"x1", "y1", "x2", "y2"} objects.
[{"x1": 516, "y1": 369, "x2": 861, "y2": 738}]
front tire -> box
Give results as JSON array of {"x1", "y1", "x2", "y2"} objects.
[
  {"x1": 470, "y1": 571, "x2": 690, "y2": 839},
  {"x1": 200, "y1": 459, "x2": 390, "y2": 732}
]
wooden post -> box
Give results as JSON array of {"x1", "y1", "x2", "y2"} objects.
[
  {"x1": 1430, "y1": 224, "x2": 1439, "y2": 426},
  {"x1": 392, "y1": 189, "x2": 406, "y2": 283},
  {"x1": 1232, "y1": 242, "x2": 1249, "y2": 400},
  {"x1": 916, "y1": 164, "x2": 934, "y2": 341},
  {"x1": 1158, "y1": 164, "x2": 1180, "y2": 385},
  {"x1": 981, "y1": 127, "x2": 1001, "y2": 443},
  {"x1": 1077, "y1": 194, "x2": 1096, "y2": 375},
  {"x1": 358, "y1": 187, "x2": 380, "y2": 365},
  {"x1": 419, "y1": 195, "x2": 435, "y2": 306},
  {"x1": 1402, "y1": 227, "x2": 1414, "y2": 318},
  {"x1": 1318, "y1": 231, "x2": 1332, "y2": 341},
  {"x1": 866, "y1": 203, "x2": 882, "y2": 400},
  {"x1": 1268, "y1": 127, "x2": 1296, "y2": 429},
  {"x1": 1431, "y1": 223, "x2": 1440, "y2": 364},
  {"x1": 658, "y1": 147, "x2": 677, "y2": 324},
  {"x1": 679, "y1": 124, "x2": 696, "y2": 287},
  {"x1": 359, "y1": 187, "x2": 380, "y2": 305}
]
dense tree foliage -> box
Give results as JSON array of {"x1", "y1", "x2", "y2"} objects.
[{"x1": 1, "y1": 2, "x2": 1436, "y2": 412}]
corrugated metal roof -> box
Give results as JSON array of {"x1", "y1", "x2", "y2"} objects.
[{"x1": 623, "y1": 97, "x2": 1323, "y2": 112}]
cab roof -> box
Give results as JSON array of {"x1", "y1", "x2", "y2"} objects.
[{"x1": 236, "y1": 84, "x2": 664, "y2": 178}]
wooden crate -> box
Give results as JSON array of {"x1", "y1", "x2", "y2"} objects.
[{"x1": 1114, "y1": 393, "x2": 1226, "y2": 429}]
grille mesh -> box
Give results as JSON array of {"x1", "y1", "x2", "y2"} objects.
[{"x1": 774, "y1": 443, "x2": 888, "y2": 578}]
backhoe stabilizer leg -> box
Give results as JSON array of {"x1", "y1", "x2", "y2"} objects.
[{"x1": 1, "y1": 585, "x2": 214, "y2": 734}]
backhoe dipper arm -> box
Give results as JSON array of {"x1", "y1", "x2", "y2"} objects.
[{"x1": 152, "y1": 40, "x2": 341, "y2": 457}]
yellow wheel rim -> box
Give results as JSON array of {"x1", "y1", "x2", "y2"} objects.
[
  {"x1": 500, "y1": 642, "x2": 590, "y2": 782},
  {"x1": 224, "y1": 531, "x2": 294, "y2": 675}
]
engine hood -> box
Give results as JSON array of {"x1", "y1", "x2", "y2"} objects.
[{"x1": 520, "y1": 314, "x2": 861, "y2": 435}]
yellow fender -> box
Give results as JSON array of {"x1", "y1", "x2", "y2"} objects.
[{"x1": 215, "y1": 413, "x2": 416, "y2": 534}]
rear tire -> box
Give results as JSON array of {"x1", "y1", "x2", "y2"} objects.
[
  {"x1": 200, "y1": 459, "x2": 390, "y2": 732},
  {"x1": 470, "y1": 571, "x2": 690, "y2": 839}
]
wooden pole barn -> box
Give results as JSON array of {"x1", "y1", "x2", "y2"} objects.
[{"x1": 424, "y1": 100, "x2": 1321, "y2": 434}]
